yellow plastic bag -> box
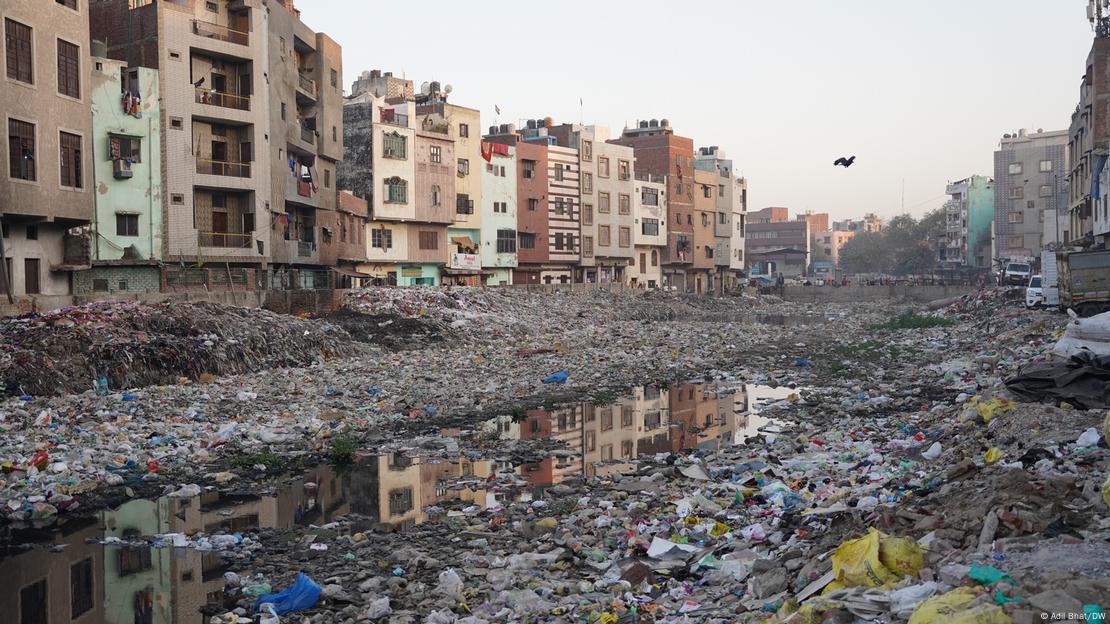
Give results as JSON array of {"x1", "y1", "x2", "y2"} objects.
[
  {"x1": 983, "y1": 448, "x2": 1003, "y2": 465},
  {"x1": 908, "y1": 588, "x2": 1011, "y2": 624},
  {"x1": 976, "y1": 398, "x2": 1012, "y2": 423},
  {"x1": 826, "y1": 529, "x2": 924, "y2": 591}
]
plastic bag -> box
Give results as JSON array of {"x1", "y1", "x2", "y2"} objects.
[
  {"x1": 976, "y1": 398, "x2": 1012, "y2": 423},
  {"x1": 253, "y1": 573, "x2": 321, "y2": 615},
  {"x1": 983, "y1": 448, "x2": 1003, "y2": 464},
  {"x1": 908, "y1": 587, "x2": 1011, "y2": 624},
  {"x1": 437, "y1": 568, "x2": 463, "y2": 600},
  {"x1": 543, "y1": 371, "x2": 569, "y2": 384},
  {"x1": 366, "y1": 597, "x2": 391, "y2": 619},
  {"x1": 827, "y1": 529, "x2": 923, "y2": 591},
  {"x1": 1076, "y1": 427, "x2": 1101, "y2": 448}
]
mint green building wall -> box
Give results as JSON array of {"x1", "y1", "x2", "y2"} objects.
[
  {"x1": 966, "y1": 175, "x2": 994, "y2": 267},
  {"x1": 90, "y1": 60, "x2": 162, "y2": 261}
]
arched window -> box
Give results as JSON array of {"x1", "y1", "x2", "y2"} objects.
[
  {"x1": 431, "y1": 184, "x2": 441, "y2": 207},
  {"x1": 651, "y1": 250, "x2": 659, "y2": 267}
]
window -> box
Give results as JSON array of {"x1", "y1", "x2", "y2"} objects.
[
  {"x1": 418, "y1": 230, "x2": 438, "y2": 250},
  {"x1": 55, "y1": 39, "x2": 81, "y2": 99},
  {"x1": 701, "y1": 212, "x2": 709, "y2": 226},
  {"x1": 71, "y1": 558, "x2": 94, "y2": 619},
  {"x1": 1039, "y1": 184, "x2": 1052, "y2": 197},
  {"x1": 582, "y1": 172, "x2": 593, "y2": 193},
  {"x1": 116, "y1": 214, "x2": 139, "y2": 236},
  {"x1": 110, "y1": 135, "x2": 141, "y2": 163},
  {"x1": 457, "y1": 158, "x2": 469, "y2": 176},
  {"x1": 280, "y1": 102, "x2": 286, "y2": 121},
  {"x1": 581, "y1": 203, "x2": 593, "y2": 225},
  {"x1": 528, "y1": 198, "x2": 539, "y2": 211},
  {"x1": 6, "y1": 19, "x2": 33, "y2": 84},
  {"x1": 719, "y1": 184, "x2": 725, "y2": 197},
  {"x1": 1039, "y1": 159, "x2": 1052, "y2": 172},
  {"x1": 1008, "y1": 162, "x2": 1022, "y2": 175},
  {"x1": 642, "y1": 218, "x2": 659, "y2": 236},
  {"x1": 324, "y1": 169, "x2": 331, "y2": 188},
  {"x1": 57, "y1": 0, "x2": 78, "y2": 8},
  {"x1": 598, "y1": 192, "x2": 610, "y2": 213},
  {"x1": 618, "y1": 194, "x2": 630, "y2": 215},
  {"x1": 388, "y1": 488, "x2": 413, "y2": 516},
  {"x1": 429, "y1": 145, "x2": 442, "y2": 163},
  {"x1": 598, "y1": 157, "x2": 610, "y2": 178},
  {"x1": 496, "y1": 229, "x2": 517, "y2": 253},
  {"x1": 651, "y1": 249, "x2": 658, "y2": 266},
  {"x1": 205, "y1": 0, "x2": 218, "y2": 10},
  {"x1": 599, "y1": 225, "x2": 611, "y2": 246},
  {"x1": 522, "y1": 159, "x2": 536, "y2": 178},
  {"x1": 25, "y1": 225, "x2": 36, "y2": 240},
  {"x1": 582, "y1": 235, "x2": 593, "y2": 257},
  {"x1": 383, "y1": 132, "x2": 406, "y2": 159},
  {"x1": 687, "y1": 214, "x2": 693, "y2": 225},
  {"x1": 372, "y1": 228, "x2": 393, "y2": 249},
  {"x1": 619, "y1": 226, "x2": 631, "y2": 247},
  {"x1": 618, "y1": 159, "x2": 630, "y2": 180},
  {"x1": 1008, "y1": 235, "x2": 1024, "y2": 248},
  {"x1": 330, "y1": 68, "x2": 338, "y2": 88},
  {"x1": 553, "y1": 198, "x2": 566, "y2": 216},
  {"x1": 8, "y1": 119, "x2": 36, "y2": 181},
  {"x1": 119, "y1": 545, "x2": 152, "y2": 576},
  {"x1": 705, "y1": 245, "x2": 714, "y2": 258},
  {"x1": 1007, "y1": 212, "x2": 1024, "y2": 224},
  {"x1": 642, "y1": 187, "x2": 659, "y2": 206},
  {"x1": 431, "y1": 184, "x2": 441, "y2": 206},
  {"x1": 703, "y1": 185, "x2": 712, "y2": 198},
  {"x1": 20, "y1": 579, "x2": 47, "y2": 624},
  {"x1": 493, "y1": 201, "x2": 507, "y2": 213},
  {"x1": 456, "y1": 193, "x2": 473, "y2": 214},
  {"x1": 170, "y1": 117, "x2": 183, "y2": 130},
  {"x1": 554, "y1": 164, "x2": 563, "y2": 181},
  {"x1": 582, "y1": 140, "x2": 592, "y2": 161},
  {"x1": 171, "y1": 193, "x2": 184, "y2": 205},
  {"x1": 719, "y1": 212, "x2": 728, "y2": 224},
  {"x1": 332, "y1": 126, "x2": 337, "y2": 142},
  {"x1": 384, "y1": 177, "x2": 406, "y2": 203},
  {"x1": 1008, "y1": 186, "x2": 1023, "y2": 200},
  {"x1": 519, "y1": 232, "x2": 536, "y2": 249},
  {"x1": 459, "y1": 123, "x2": 469, "y2": 138},
  {"x1": 59, "y1": 131, "x2": 82, "y2": 188}
]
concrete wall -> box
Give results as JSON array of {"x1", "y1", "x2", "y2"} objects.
[
  {"x1": 74, "y1": 265, "x2": 161, "y2": 294},
  {"x1": 780, "y1": 284, "x2": 975, "y2": 303}
]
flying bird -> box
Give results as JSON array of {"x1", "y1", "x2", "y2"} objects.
[{"x1": 834, "y1": 156, "x2": 856, "y2": 168}]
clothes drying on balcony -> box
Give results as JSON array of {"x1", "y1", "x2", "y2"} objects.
[{"x1": 122, "y1": 91, "x2": 142, "y2": 118}]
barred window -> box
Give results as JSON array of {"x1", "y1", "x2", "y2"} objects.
[
  {"x1": 59, "y1": 131, "x2": 82, "y2": 188},
  {"x1": 496, "y1": 229, "x2": 517, "y2": 253},
  {"x1": 57, "y1": 38, "x2": 80, "y2": 98}
]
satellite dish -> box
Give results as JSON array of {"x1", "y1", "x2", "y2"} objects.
[
  {"x1": 444, "y1": 84, "x2": 453, "y2": 94},
  {"x1": 420, "y1": 81, "x2": 430, "y2": 95}
]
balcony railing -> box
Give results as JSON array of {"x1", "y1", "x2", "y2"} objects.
[
  {"x1": 297, "y1": 73, "x2": 316, "y2": 95},
  {"x1": 297, "y1": 241, "x2": 316, "y2": 257},
  {"x1": 379, "y1": 112, "x2": 409, "y2": 127},
  {"x1": 195, "y1": 88, "x2": 250, "y2": 111},
  {"x1": 192, "y1": 19, "x2": 249, "y2": 46},
  {"x1": 196, "y1": 158, "x2": 251, "y2": 178},
  {"x1": 198, "y1": 231, "x2": 253, "y2": 248}
]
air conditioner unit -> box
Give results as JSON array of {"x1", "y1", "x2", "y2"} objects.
[{"x1": 113, "y1": 159, "x2": 133, "y2": 179}]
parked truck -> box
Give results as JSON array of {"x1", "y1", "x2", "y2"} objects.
[{"x1": 1058, "y1": 249, "x2": 1110, "y2": 316}]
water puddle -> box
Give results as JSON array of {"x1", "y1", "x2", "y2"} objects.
[{"x1": 0, "y1": 382, "x2": 797, "y2": 621}]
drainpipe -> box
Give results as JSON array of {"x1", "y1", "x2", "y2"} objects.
[{"x1": 148, "y1": 115, "x2": 155, "y2": 260}]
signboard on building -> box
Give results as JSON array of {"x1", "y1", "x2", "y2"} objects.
[
  {"x1": 401, "y1": 267, "x2": 423, "y2": 277},
  {"x1": 450, "y1": 253, "x2": 481, "y2": 270}
]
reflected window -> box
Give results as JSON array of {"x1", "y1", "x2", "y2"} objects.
[
  {"x1": 70, "y1": 558, "x2": 94, "y2": 618},
  {"x1": 20, "y1": 579, "x2": 47, "y2": 624},
  {"x1": 389, "y1": 488, "x2": 414, "y2": 516}
]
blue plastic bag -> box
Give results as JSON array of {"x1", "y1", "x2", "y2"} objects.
[
  {"x1": 254, "y1": 572, "x2": 321, "y2": 614},
  {"x1": 543, "y1": 371, "x2": 569, "y2": 385}
]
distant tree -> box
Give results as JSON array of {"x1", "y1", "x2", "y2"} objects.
[
  {"x1": 836, "y1": 210, "x2": 943, "y2": 275},
  {"x1": 838, "y1": 231, "x2": 891, "y2": 274}
]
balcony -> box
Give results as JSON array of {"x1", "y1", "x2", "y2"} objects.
[
  {"x1": 297, "y1": 73, "x2": 317, "y2": 99},
  {"x1": 197, "y1": 159, "x2": 251, "y2": 178},
  {"x1": 300, "y1": 124, "x2": 316, "y2": 145},
  {"x1": 196, "y1": 88, "x2": 250, "y2": 111},
  {"x1": 199, "y1": 231, "x2": 253, "y2": 248},
  {"x1": 192, "y1": 19, "x2": 249, "y2": 46},
  {"x1": 379, "y1": 110, "x2": 408, "y2": 127},
  {"x1": 297, "y1": 241, "x2": 316, "y2": 257},
  {"x1": 297, "y1": 180, "x2": 312, "y2": 197}
]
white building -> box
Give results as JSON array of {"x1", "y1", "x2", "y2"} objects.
[{"x1": 630, "y1": 175, "x2": 668, "y2": 289}]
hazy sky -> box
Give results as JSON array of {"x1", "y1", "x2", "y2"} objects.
[{"x1": 303, "y1": 1, "x2": 1092, "y2": 220}]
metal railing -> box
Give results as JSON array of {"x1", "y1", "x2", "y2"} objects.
[
  {"x1": 196, "y1": 158, "x2": 251, "y2": 177},
  {"x1": 297, "y1": 73, "x2": 316, "y2": 95},
  {"x1": 198, "y1": 231, "x2": 253, "y2": 248},
  {"x1": 192, "y1": 19, "x2": 249, "y2": 46},
  {"x1": 195, "y1": 88, "x2": 250, "y2": 111}
]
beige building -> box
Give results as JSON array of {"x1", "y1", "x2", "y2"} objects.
[
  {"x1": 548, "y1": 123, "x2": 635, "y2": 283},
  {"x1": 90, "y1": 0, "x2": 342, "y2": 278},
  {"x1": 1, "y1": 0, "x2": 94, "y2": 299}
]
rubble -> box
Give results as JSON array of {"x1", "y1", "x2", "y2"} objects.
[{"x1": 0, "y1": 286, "x2": 1106, "y2": 622}]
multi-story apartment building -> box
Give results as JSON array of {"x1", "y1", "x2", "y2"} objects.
[
  {"x1": 832, "y1": 213, "x2": 883, "y2": 233},
  {"x1": 89, "y1": 0, "x2": 343, "y2": 283},
  {"x1": 691, "y1": 168, "x2": 718, "y2": 293},
  {"x1": 479, "y1": 141, "x2": 517, "y2": 285},
  {"x1": 814, "y1": 229, "x2": 855, "y2": 270},
  {"x1": 1, "y1": 0, "x2": 94, "y2": 300},
  {"x1": 940, "y1": 175, "x2": 994, "y2": 268},
  {"x1": 630, "y1": 174, "x2": 667, "y2": 289},
  {"x1": 994, "y1": 129, "x2": 1068, "y2": 259},
  {"x1": 1068, "y1": 34, "x2": 1110, "y2": 245},
  {"x1": 334, "y1": 191, "x2": 369, "y2": 287},
  {"x1": 80, "y1": 55, "x2": 163, "y2": 296},
  {"x1": 415, "y1": 88, "x2": 483, "y2": 284},
  {"x1": 543, "y1": 142, "x2": 580, "y2": 284},
  {"x1": 611, "y1": 119, "x2": 696, "y2": 291},
  {"x1": 695, "y1": 146, "x2": 746, "y2": 291},
  {"x1": 548, "y1": 123, "x2": 635, "y2": 284},
  {"x1": 509, "y1": 136, "x2": 549, "y2": 284}
]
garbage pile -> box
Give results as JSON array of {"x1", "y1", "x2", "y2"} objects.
[{"x1": 0, "y1": 301, "x2": 363, "y2": 396}]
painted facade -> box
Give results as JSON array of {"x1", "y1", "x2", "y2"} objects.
[
  {"x1": 630, "y1": 176, "x2": 667, "y2": 289},
  {"x1": 480, "y1": 143, "x2": 517, "y2": 285}
]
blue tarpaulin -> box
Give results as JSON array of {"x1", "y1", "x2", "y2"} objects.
[
  {"x1": 254, "y1": 573, "x2": 321, "y2": 615},
  {"x1": 1092, "y1": 154, "x2": 1107, "y2": 201}
]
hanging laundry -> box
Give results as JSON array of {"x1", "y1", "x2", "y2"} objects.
[{"x1": 480, "y1": 141, "x2": 494, "y2": 162}]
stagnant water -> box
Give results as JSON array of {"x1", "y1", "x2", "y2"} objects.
[{"x1": 0, "y1": 382, "x2": 797, "y2": 623}]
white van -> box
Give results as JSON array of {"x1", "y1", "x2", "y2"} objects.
[{"x1": 1025, "y1": 273, "x2": 1059, "y2": 308}]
